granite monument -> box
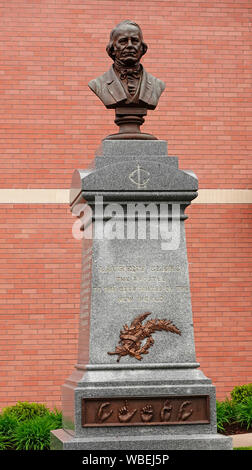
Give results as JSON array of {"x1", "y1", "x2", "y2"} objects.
[{"x1": 50, "y1": 21, "x2": 232, "y2": 450}]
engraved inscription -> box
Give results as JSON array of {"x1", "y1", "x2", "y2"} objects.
[
  {"x1": 95, "y1": 264, "x2": 188, "y2": 305},
  {"x1": 107, "y1": 312, "x2": 181, "y2": 362},
  {"x1": 97, "y1": 264, "x2": 180, "y2": 273},
  {"x1": 82, "y1": 396, "x2": 210, "y2": 427},
  {"x1": 98, "y1": 265, "x2": 146, "y2": 273}
]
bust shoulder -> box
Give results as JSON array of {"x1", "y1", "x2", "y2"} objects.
[
  {"x1": 88, "y1": 69, "x2": 113, "y2": 94},
  {"x1": 145, "y1": 71, "x2": 165, "y2": 94}
]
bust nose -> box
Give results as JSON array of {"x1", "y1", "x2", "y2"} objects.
[{"x1": 126, "y1": 38, "x2": 134, "y2": 48}]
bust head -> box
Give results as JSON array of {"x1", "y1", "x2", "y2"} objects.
[
  {"x1": 88, "y1": 20, "x2": 165, "y2": 137},
  {"x1": 106, "y1": 20, "x2": 148, "y2": 66}
]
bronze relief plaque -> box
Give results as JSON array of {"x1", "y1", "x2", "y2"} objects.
[
  {"x1": 82, "y1": 395, "x2": 210, "y2": 427},
  {"x1": 108, "y1": 312, "x2": 181, "y2": 362}
]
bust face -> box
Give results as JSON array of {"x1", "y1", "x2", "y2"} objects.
[{"x1": 112, "y1": 24, "x2": 143, "y2": 66}]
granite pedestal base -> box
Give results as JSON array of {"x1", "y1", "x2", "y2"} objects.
[
  {"x1": 51, "y1": 429, "x2": 232, "y2": 450},
  {"x1": 51, "y1": 140, "x2": 232, "y2": 451},
  {"x1": 51, "y1": 364, "x2": 232, "y2": 450}
]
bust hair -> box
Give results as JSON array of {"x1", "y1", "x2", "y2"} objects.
[{"x1": 106, "y1": 20, "x2": 148, "y2": 60}]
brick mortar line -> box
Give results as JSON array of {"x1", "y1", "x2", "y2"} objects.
[{"x1": 0, "y1": 189, "x2": 251, "y2": 204}]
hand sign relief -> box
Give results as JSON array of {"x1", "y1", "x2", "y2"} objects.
[
  {"x1": 160, "y1": 400, "x2": 172, "y2": 422},
  {"x1": 118, "y1": 400, "x2": 137, "y2": 423},
  {"x1": 97, "y1": 402, "x2": 113, "y2": 423},
  {"x1": 177, "y1": 401, "x2": 193, "y2": 421},
  {"x1": 140, "y1": 404, "x2": 153, "y2": 422}
]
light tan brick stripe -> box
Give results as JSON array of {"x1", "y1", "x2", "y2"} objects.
[{"x1": 0, "y1": 189, "x2": 251, "y2": 204}]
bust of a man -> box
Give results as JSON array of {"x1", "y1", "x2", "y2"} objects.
[{"x1": 88, "y1": 20, "x2": 165, "y2": 110}]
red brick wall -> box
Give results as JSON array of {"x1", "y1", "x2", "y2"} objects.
[
  {"x1": 0, "y1": 1, "x2": 251, "y2": 409},
  {"x1": 0, "y1": 0, "x2": 251, "y2": 188},
  {"x1": 0, "y1": 205, "x2": 80, "y2": 409},
  {"x1": 187, "y1": 204, "x2": 252, "y2": 398}
]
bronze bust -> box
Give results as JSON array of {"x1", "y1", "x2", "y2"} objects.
[{"x1": 88, "y1": 20, "x2": 165, "y2": 140}]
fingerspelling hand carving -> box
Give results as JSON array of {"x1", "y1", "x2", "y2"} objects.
[
  {"x1": 97, "y1": 402, "x2": 113, "y2": 423},
  {"x1": 160, "y1": 400, "x2": 173, "y2": 422},
  {"x1": 118, "y1": 400, "x2": 137, "y2": 423},
  {"x1": 140, "y1": 404, "x2": 153, "y2": 422},
  {"x1": 95, "y1": 398, "x2": 196, "y2": 425},
  {"x1": 177, "y1": 401, "x2": 193, "y2": 421}
]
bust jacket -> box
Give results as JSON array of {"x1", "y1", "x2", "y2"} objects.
[{"x1": 88, "y1": 65, "x2": 165, "y2": 110}]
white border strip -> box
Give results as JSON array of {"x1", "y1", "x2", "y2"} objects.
[
  {"x1": 195, "y1": 189, "x2": 252, "y2": 204},
  {"x1": 0, "y1": 189, "x2": 69, "y2": 204},
  {"x1": 0, "y1": 189, "x2": 251, "y2": 204}
]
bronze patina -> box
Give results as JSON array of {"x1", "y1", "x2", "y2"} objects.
[
  {"x1": 107, "y1": 312, "x2": 181, "y2": 362},
  {"x1": 88, "y1": 20, "x2": 165, "y2": 139},
  {"x1": 81, "y1": 396, "x2": 210, "y2": 427}
]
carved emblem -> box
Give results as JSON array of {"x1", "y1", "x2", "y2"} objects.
[
  {"x1": 107, "y1": 312, "x2": 181, "y2": 362},
  {"x1": 129, "y1": 164, "x2": 150, "y2": 188}
]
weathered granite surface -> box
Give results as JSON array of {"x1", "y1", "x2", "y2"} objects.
[
  {"x1": 51, "y1": 140, "x2": 232, "y2": 450},
  {"x1": 51, "y1": 429, "x2": 232, "y2": 450},
  {"x1": 89, "y1": 227, "x2": 195, "y2": 365},
  {"x1": 96, "y1": 139, "x2": 169, "y2": 157}
]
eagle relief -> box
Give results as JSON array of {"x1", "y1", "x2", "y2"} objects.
[{"x1": 107, "y1": 312, "x2": 181, "y2": 362}]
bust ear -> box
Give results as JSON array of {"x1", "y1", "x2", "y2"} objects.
[
  {"x1": 106, "y1": 43, "x2": 115, "y2": 60},
  {"x1": 141, "y1": 42, "x2": 148, "y2": 57}
]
